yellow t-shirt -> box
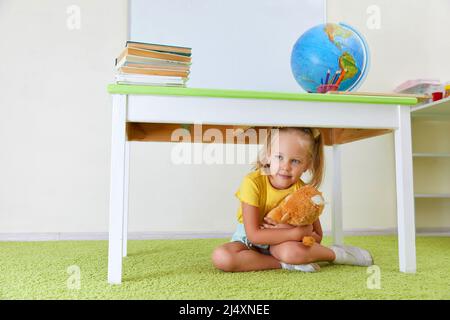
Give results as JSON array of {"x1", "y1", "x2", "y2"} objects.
[{"x1": 235, "y1": 169, "x2": 305, "y2": 223}]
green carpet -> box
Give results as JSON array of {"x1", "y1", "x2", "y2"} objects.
[{"x1": 1, "y1": 236, "x2": 449, "y2": 300}]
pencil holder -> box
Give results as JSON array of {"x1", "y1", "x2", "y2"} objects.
[{"x1": 316, "y1": 84, "x2": 339, "y2": 93}]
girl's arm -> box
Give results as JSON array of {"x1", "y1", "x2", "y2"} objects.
[
  {"x1": 242, "y1": 202, "x2": 313, "y2": 246},
  {"x1": 263, "y1": 216, "x2": 323, "y2": 244},
  {"x1": 311, "y1": 218, "x2": 323, "y2": 244}
]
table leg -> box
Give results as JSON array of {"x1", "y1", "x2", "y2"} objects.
[
  {"x1": 394, "y1": 105, "x2": 417, "y2": 273},
  {"x1": 108, "y1": 94, "x2": 127, "y2": 284},
  {"x1": 332, "y1": 144, "x2": 344, "y2": 245},
  {"x1": 123, "y1": 142, "x2": 130, "y2": 257}
]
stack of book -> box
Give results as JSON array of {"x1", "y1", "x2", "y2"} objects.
[{"x1": 115, "y1": 41, "x2": 191, "y2": 87}]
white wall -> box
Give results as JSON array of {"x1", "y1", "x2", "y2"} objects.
[
  {"x1": 0, "y1": 0, "x2": 127, "y2": 233},
  {"x1": 129, "y1": 0, "x2": 325, "y2": 91},
  {"x1": 1, "y1": 0, "x2": 449, "y2": 237},
  {"x1": 327, "y1": 0, "x2": 450, "y2": 91}
]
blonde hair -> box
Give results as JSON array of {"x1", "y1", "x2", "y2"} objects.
[{"x1": 253, "y1": 127, "x2": 324, "y2": 188}]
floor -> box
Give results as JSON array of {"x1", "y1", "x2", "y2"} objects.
[{"x1": 1, "y1": 235, "x2": 449, "y2": 299}]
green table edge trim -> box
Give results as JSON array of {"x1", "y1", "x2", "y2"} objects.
[{"x1": 107, "y1": 84, "x2": 418, "y2": 105}]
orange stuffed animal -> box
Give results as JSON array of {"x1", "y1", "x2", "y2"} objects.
[{"x1": 265, "y1": 185, "x2": 325, "y2": 246}]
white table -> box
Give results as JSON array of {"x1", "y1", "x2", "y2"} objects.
[{"x1": 107, "y1": 85, "x2": 419, "y2": 284}]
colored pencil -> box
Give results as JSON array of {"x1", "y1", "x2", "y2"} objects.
[
  {"x1": 331, "y1": 70, "x2": 340, "y2": 85},
  {"x1": 335, "y1": 69, "x2": 347, "y2": 86},
  {"x1": 325, "y1": 69, "x2": 330, "y2": 84}
]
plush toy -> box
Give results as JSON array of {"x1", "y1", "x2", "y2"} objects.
[{"x1": 266, "y1": 185, "x2": 325, "y2": 246}]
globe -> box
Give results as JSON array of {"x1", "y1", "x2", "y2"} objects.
[{"x1": 290, "y1": 23, "x2": 370, "y2": 93}]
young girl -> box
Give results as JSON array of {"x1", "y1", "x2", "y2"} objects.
[{"x1": 212, "y1": 127, "x2": 373, "y2": 272}]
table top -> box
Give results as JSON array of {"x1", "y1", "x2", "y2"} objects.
[{"x1": 107, "y1": 84, "x2": 418, "y2": 105}]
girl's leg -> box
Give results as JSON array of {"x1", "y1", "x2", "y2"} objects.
[
  {"x1": 270, "y1": 241, "x2": 335, "y2": 265},
  {"x1": 211, "y1": 242, "x2": 281, "y2": 272}
]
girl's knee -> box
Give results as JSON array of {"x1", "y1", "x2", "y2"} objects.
[
  {"x1": 278, "y1": 244, "x2": 312, "y2": 265},
  {"x1": 211, "y1": 247, "x2": 238, "y2": 272}
]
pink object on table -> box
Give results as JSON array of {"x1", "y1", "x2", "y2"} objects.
[
  {"x1": 317, "y1": 84, "x2": 339, "y2": 93},
  {"x1": 394, "y1": 79, "x2": 441, "y2": 95}
]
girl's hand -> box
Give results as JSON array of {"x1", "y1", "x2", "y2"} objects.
[{"x1": 261, "y1": 217, "x2": 295, "y2": 229}]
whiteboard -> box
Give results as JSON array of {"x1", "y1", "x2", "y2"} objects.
[{"x1": 129, "y1": 0, "x2": 326, "y2": 92}]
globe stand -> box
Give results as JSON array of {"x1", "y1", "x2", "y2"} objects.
[{"x1": 317, "y1": 84, "x2": 339, "y2": 93}]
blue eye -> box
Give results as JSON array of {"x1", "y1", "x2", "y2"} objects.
[{"x1": 292, "y1": 159, "x2": 301, "y2": 165}]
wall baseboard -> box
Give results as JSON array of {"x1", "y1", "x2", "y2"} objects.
[
  {"x1": 0, "y1": 232, "x2": 231, "y2": 242},
  {"x1": 1, "y1": 228, "x2": 449, "y2": 241}
]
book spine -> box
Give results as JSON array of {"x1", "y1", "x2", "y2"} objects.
[
  {"x1": 123, "y1": 62, "x2": 189, "y2": 71},
  {"x1": 127, "y1": 43, "x2": 191, "y2": 57},
  {"x1": 127, "y1": 48, "x2": 191, "y2": 63},
  {"x1": 126, "y1": 40, "x2": 191, "y2": 55},
  {"x1": 119, "y1": 66, "x2": 189, "y2": 78}
]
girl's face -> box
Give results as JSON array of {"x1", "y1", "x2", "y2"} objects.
[{"x1": 268, "y1": 131, "x2": 311, "y2": 190}]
